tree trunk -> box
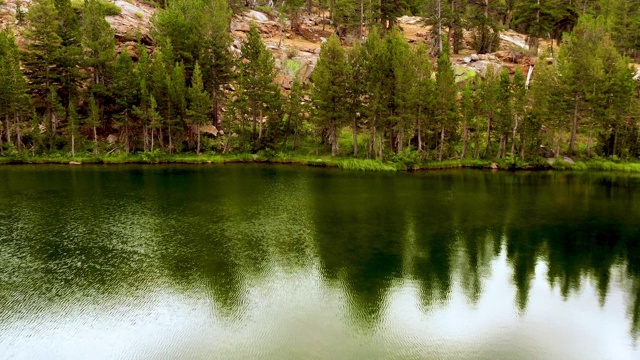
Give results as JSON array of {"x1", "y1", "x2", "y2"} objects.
[
  {"x1": 555, "y1": 123, "x2": 562, "y2": 157},
  {"x1": 484, "y1": 117, "x2": 492, "y2": 158},
  {"x1": 16, "y1": 116, "x2": 22, "y2": 153},
  {"x1": 438, "y1": 124, "x2": 445, "y2": 161},
  {"x1": 151, "y1": 127, "x2": 155, "y2": 152},
  {"x1": 461, "y1": 119, "x2": 469, "y2": 159},
  {"x1": 569, "y1": 94, "x2": 579, "y2": 154},
  {"x1": 437, "y1": 0, "x2": 443, "y2": 55},
  {"x1": 71, "y1": 132, "x2": 75, "y2": 158},
  {"x1": 417, "y1": 118, "x2": 423, "y2": 152},
  {"x1": 143, "y1": 125, "x2": 148, "y2": 152},
  {"x1": 511, "y1": 115, "x2": 518, "y2": 155},
  {"x1": 197, "y1": 124, "x2": 201, "y2": 155},
  {"x1": 93, "y1": 125, "x2": 99, "y2": 154},
  {"x1": 251, "y1": 100, "x2": 257, "y2": 141},
  {"x1": 587, "y1": 124, "x2": 593, "y2": 157},
  {"x1": 369, "y1": 123, "x2": 376, "y2": 158},
  {"x1": 329, "y1": 119, "x2": 338, "y2": 156},
  {"x1": 352, "y1": 118, "x2": 358, "y2": 156},
  {"x1": 6, "y1": 115, "x2": 11, "y2": 145}
]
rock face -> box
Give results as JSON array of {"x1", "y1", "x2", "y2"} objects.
[{"x1": 106, "y1": 0, "x2": 155, "y2": 45}]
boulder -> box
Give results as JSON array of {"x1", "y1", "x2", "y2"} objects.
[
  {"x1": 471, "y1": 61, "x2": 502, "y2": 78},
  {"x1": 200, "y1": 125, "x2": 218, "y2": 136},
  {"x1": 107, "y1": 134, "x2": 119, "y2": 144}
]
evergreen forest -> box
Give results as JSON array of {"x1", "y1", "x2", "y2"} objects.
[{"x1": 1, "y1": 0, "x2": 640, "y2": 169}]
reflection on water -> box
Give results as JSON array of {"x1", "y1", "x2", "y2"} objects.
[{"x1": 0, "y1": 165, "x2": 639, "y2": 359}]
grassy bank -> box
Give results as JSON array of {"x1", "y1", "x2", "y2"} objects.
[{"x1": 2, "y1": 151, "x2": 640, "y2": 174}]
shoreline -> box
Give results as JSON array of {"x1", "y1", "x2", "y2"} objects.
[{"x1": 2, "y1": 154, "x2": 640, "y2": 173}]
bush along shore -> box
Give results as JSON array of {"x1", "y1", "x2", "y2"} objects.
[{"x1": 3, "y1": 151, "x2": 640, "y2": 174}]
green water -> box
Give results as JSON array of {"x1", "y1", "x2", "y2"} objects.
[{"x1": 0, "y1": 165, "x2": 639, "y2": 359}]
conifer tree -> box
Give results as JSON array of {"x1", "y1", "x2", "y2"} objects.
[
  {"x1": 200, "y1": 0, "x2": 235, "y2": 127},
  {"x1": 345, "y1": 43, "x2": 368, "y2": 156},
  {"x1": 168, "y1": 62, "x2": 187, "y2": 154},
  {"x1": 0, "y1": 29, "x2": 30, "y2": 153},
  {"x1": 239, "y1": 23, "x2": 280, "y2": 148},
  {"x1": 54, "y1": 0, "x2": 83, "y2": 112},
  {"x1": 187, "y1": 62, "x2": 210, "y2": 155},
  {"x1": 112, "y1": 52, "x2": 138, "y2": 152},
  {"x1": 82, "y1": 0, "x2": 117, "y2": 126},
  {"x1": 68, "y1": 101, "x2": 78, "y2": 157},
  {"x1": 312, "y1": 34, "x2": 348, "y2": 156},
  {"x1": 22, "y1": 0, "x2": 62, "y2": 150},
  {"x1": 434, "y1": 38, "x2": 457, "y2": 161}
]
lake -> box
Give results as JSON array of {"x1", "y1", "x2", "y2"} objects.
[{"x1": 0, "y1": 164, "x2": 639, "y2": 359}]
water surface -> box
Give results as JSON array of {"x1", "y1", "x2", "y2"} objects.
[{"x1": 0, "y1": 165, "x2": 639, "y2": 359}]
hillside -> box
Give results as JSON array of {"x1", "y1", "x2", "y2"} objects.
[{"x1": 0, "y1": 0, "x2": 540, "y2": 87}]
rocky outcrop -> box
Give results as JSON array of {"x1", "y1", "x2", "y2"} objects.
[{"x1": 106, "y1": 1, "x2": 155, "y2": 46}]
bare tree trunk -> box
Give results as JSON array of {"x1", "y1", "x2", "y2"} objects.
[
  {"x1": 151, "y1": 127, "x2": 155, "y2": 152},
  {"x1": 378, "y1": 134, "x2": 383, "y2": 160},
  {"x1": 168, "y1": 127, "x2": 173, "y2": 155},
  {"x1": 71, "y1": 132, "x2": 75, "y2": 158}
]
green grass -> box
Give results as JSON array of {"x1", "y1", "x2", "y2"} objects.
[
  {"x1": 3, "y1": 151, "x2": 640, "y2": 174},
  {"x1": 338, "y1": 158, "x2": 397, "y2": 171}
]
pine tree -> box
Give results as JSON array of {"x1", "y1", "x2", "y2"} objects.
[
  {"x1": 413, "y1": 44, "x2": 434, "y2": 154},
  {"x1": 495, "y1": 69, "x2": 512, "y2": 158},
  {"x1": 22, "y1": 0, "x2": 62, "y2": 150},
  {"x1": 187, "y1": 62, "x2": 210, "y2": 155},
  {"x1": 435, "y1": 38, "x2": 457, "y2": 161},
  {"x1": 345, "y1": 42, "x2": 368, "y2": 156},
  {"x1": 199, "y1": 0, "x2": 235, "y2": 128},
  {"x1": 112, "y1": 52, "x2": 138, "y2": 152},
  {"x1": 168, "y1": 61, "x2": 187, "y2": 154},
  {"x1": 0, "y1": 29, "x2": 31, "y2": 153},
  {"x1": 54, "y1": 0, "x2": 83, "y2": 112},
  {"x1": 68, "y1": 101, "x2": 79, "y2": 157},
  {"x1": 312, "y1": 34, "x2": 348, "y2": 156},
  {"x1": 82, "y1": 0, "x2": 117, "y2": 127},
  {"x1": 239, "y1": 23, "x2": 280, "y2": 149},
  {"x1": 88, "y1": 95, "x2": 100, "y2": 154}
]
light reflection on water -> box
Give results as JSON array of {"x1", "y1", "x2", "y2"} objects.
[{"x1": 0, "y1": 165, "x2": 639, "y2": 359}]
